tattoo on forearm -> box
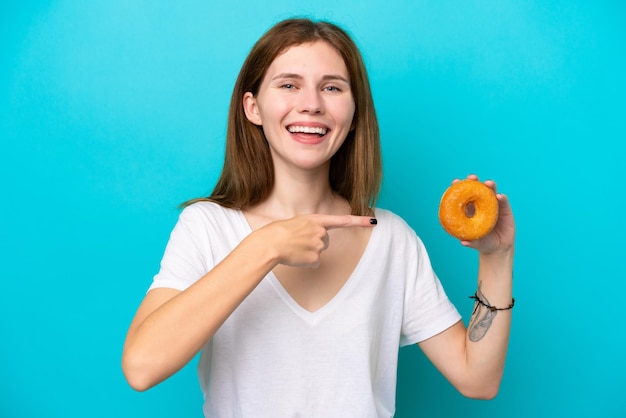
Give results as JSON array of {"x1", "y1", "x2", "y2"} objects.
[{"x1": 468, "y1": 287, "x2": 497, "y2": 342}]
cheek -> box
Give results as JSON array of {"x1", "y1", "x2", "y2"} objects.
[
  {"x1": 258, "y1": 101, "x2": 292, "y2": 125},
  {"x1": 340, "y1": 103, "x2": 356, "y2": 129}
]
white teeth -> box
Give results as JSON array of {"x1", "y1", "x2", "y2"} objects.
[{"x1": 288, "y1": 126, "x2": 327, "y2": 135}]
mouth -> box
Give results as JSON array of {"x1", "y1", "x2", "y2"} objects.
[{"x1": 287, "y1": 125, "x2": 328, "y2": 137}]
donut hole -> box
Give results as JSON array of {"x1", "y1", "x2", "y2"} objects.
[{"x1": 464, "y1": 201, "x2": 476, "y2": 218}]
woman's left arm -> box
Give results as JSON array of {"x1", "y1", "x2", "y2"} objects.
[{"x1": 418, "y1": 176, "x2": 515, "y2": 399}]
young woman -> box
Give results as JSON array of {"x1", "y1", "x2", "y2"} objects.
[{"x1": 122, "y1": 18, "x2": 515, "y2": 417}]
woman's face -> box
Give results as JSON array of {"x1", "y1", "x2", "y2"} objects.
[{"x1": 243, "y1": 41, "x2": 355, "y2": 173}]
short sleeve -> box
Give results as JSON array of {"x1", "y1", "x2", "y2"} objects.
[
  {"x1": 400, "y1": 234, "x2": 461, "y2": 346},
  {"x1": 148, "y1": 206, "x2": 214, "y2": 292}
]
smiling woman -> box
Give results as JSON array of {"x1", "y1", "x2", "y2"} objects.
[{"x1": 121, "y1": 17, "x2": 515, "y2": 417}]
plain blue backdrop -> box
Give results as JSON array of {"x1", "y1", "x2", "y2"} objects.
[{"x1": 2, "y1": 1, "x2": 624, "y2": 417}]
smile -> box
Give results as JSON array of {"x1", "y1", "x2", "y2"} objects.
[{"x1": 287, "y1": 125, "x2": 328, "y2": 136}]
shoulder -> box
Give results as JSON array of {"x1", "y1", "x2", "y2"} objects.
[
  {"x1": 373, "y1": 207, "x2": 415, "y2": 234},
  {"x1": 174, "y1": 201, "x2": 248, "y2": 240},
  {"x1": 372, "y1": 207, "x2": 429, "y2": 251},
  {"x1": 179, "y1": 200, "x2": 241, "y2": 224}
]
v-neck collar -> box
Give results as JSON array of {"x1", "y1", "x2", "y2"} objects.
[{"x1": 234, "y1": 208, "x2": 379, "y2": 326}]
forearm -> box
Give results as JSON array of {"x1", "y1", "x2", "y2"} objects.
[
  {"x1": 123, "y1": 213, "x2": 371, "y2": 390},
  {"x1": 122, "y1": 232, "x2": 278, "y2": 390},
  {"x1": 464, "y1": 248, "x2": 514, "y2": 396}
]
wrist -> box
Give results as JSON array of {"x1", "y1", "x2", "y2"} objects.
[
  {"x1": 241, "y1": 228, "x2": 281, "y2": 271},
  {"x1": 477, "y1": 248, "x2": 514, "y2": 295},
  {"x1": 480, "y1": 246, "x2": 514, "y2": 267}
]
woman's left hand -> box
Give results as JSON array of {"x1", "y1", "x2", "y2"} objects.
[{"x1": 459, "y1": 174, "x2": 516, "y2": 254}]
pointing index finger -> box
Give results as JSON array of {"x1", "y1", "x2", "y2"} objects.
[{"x1": 319, "y1": 214, "x2": 378, "y2": 230}]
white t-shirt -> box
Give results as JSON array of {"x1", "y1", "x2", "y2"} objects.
[{"x1": 149, "y1": 202, "x2": 461, "y2": 418}]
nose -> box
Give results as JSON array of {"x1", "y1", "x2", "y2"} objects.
[{"x1": 297, "y1": 88, "x2": 324, "y2": 114}]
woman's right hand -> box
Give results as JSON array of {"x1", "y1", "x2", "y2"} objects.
[{"x1": 256, "y1": 214, "x2": 377, "y2": 268}]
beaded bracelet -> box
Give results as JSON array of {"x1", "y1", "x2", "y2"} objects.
[{"x1": 469, "y1": 292, "x2": 515, "y2": 312}]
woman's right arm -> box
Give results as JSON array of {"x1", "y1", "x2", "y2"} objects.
[
  {"x1": 121, "y1": 213, "x2": 375, "y2": 391},
  {"x1": 121, "y1": 227, "x2": 279, "y2": 391}
]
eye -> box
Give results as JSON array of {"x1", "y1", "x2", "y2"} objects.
[
  {"x1": 324, "y1": 85, "x2": 342, "y2": 93},
  {"x1": 280, "y1": 83, "x2": 296, "y2": 90}
]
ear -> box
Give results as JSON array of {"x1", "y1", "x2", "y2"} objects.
[{"x1": 243, "y1": 92, "x2": 262, "y2": 126}]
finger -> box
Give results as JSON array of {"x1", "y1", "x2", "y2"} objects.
[
  {"x1": 454, "y1": 175, "x2": 497, "y2": 192},
  {"x1": 321, "y1": 232, "x2": 330, "y2": 250},
  {"x1": 484, "y1": 179, "x2": 497, "y2": 192},
  {"x1": 460, "y1": 240, "x2": 475, "y2": 248},
  {"x1": 496, "y1": 192, "x2": 509, "y2": 204},
  {"x1": 315, "y1": 214, "x2": 378, "y2": 230},
  {"x1": 496, "y1": 193, "x2": 513, "y2": 215},
  {"x1": 451, "y1": 174, "x2": 477, "y2": 185}
]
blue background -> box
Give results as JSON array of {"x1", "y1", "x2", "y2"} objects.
[{"x1": 2, "y1": 1, "x2": 624, "y2": 417}]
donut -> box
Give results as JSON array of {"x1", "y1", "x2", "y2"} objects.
[{"x1": 438, "y1": 179, "x2": 499, "y2": 241}]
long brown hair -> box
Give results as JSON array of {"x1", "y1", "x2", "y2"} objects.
[{"x1": 186, "y1": 18, "x2": 382, "y2": 215}]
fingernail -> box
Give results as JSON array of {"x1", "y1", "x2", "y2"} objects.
[{"x1": 370, "y1": 218, "x2": 377, "y2": 225}]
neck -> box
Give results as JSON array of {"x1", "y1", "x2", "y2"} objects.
[{"x1": 251, "y1": 164, "x2": 347, "y2": 219}]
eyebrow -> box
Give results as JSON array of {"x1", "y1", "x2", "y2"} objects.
[{"x1": 271, "y1": 73, "x2": 350, "y2": 84}]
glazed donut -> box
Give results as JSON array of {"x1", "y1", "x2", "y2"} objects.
[{"x1": 438, "y1": 179, "x2": 499, "y2": 241}]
